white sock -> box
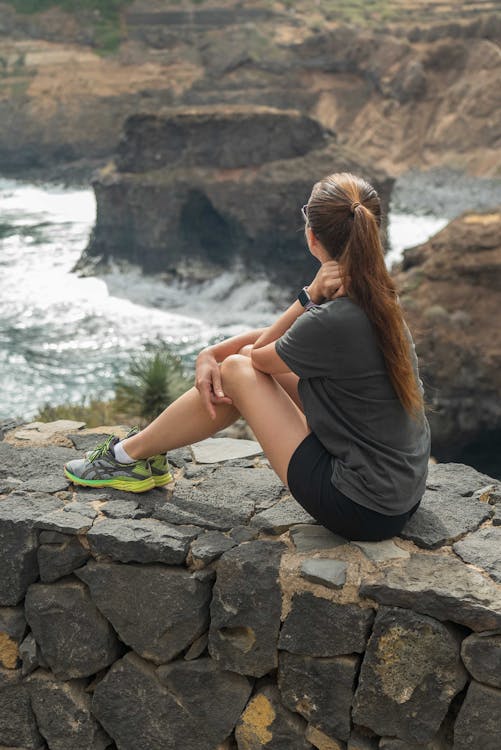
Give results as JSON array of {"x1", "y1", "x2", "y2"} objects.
[{"x1": 113, "y1": 440, "x2": 136, "y2": 464}]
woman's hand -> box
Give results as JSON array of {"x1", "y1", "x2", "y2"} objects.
[
  {"x1": 308, "y1": 260, "x2": 348, "y2": 303},
  {"x1": 195, "y1": 349, "x2": 233, "y2": 420}
]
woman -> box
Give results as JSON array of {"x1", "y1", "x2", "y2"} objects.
[{"x1": 64, "y1": 172, "x2": 431, "y2": 542}]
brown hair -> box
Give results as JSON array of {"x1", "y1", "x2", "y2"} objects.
[{"x1": 306, "y1": 171, "x2": 425, "y2": 421}]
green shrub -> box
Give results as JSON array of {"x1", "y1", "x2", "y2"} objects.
[
  {"x1": 35, "y1": 397, "x2": 120, "y2": 427},
  {"x1": 114, "y1": 341, "x2": 192, "y2": 424}
]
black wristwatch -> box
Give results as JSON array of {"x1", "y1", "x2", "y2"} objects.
[{"x1": 297, "y1": 286, "x2": 316, "y2": 310}]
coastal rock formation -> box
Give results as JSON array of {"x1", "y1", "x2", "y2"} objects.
[
  {"x1": 79, "y1": 104, "x2": 392, "y2": 286},
  {"x1": 1, "y1": 419, "x2": 500, "y2": 749},
  {"x1": 0, "y1": 1, "x2": 499, "y2": 178},
  {"x1": 392, "y1": 210, "x2": 501, "y2": 473}
]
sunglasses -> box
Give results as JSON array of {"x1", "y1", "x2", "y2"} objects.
[{"x1": 301, "y1": 204, "x2": 309, "y2": 223}]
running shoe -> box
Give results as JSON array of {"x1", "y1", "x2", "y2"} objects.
[
  {"x1": 64, "y1": 434, "x2": 155, "y2": 493},
  {"x1": 84, "y1": 426, "x2": 173, "y2": 488}
]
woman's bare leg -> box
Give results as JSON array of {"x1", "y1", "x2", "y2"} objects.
[
  {"x1": 238, "y1": 344, "x2": 303, "y2": 411},
  {"x1": 123, "y1": 387, "x2": 240, "y2": 460},
  {"x1": 120, "y1": 355, "x2": 309, "y2": 487}
]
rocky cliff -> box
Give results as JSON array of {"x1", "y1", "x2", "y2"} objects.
[
  {"x1": 0, "y1": 0, "x2": 499, "y2": 179},
  {"x1": 393, "y1": 210, "x2": 501, "y2": 476},
  {"x1": 78, "y1": 105, "x2": 392, "y2": 286},
  {"x1": 1, "y1": 420, "x2": 501, "y2": 750}
]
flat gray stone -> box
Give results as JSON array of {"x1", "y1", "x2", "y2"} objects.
[
  {"x1": 77, "y1": 561, "x2": 213, "y2": 664},
  {"x1": 235, "y1": 683, "x2": 311, "y2": 749},
  {"x1": 453, "y1": 680, "x2": 501, "y2": 750},
  {"x1": 19, "y1": 475, "x2": 70, "y2": 493},
  {"x1": 290, "y1": 523, "x2": 347, "y2": 552},
  {"x1": 300, "y1": 558, "x2": 348, "y2": 589},
  {"x1": 251, "y1": 496, "x2": 317, "y2": 534},
  {"x1": 453, "y1": 526, "x2": 501, "y2": 583},
  {"x1": 25, "y1": 578, "x2": 122, "y2": 679},
  {"x1": 278, "y1": 591, "x2": 374, "y2": 656},
  {"x1": 27, "y1": 669, "x2": 110, "y2": 750},
  {"x1": 209, "y1": 539, "x2": 286, "y2": 677},
  {"x1": 0, "y1": 443, "x2": 78, "y2": 482},
  {"x1": 227, "y1": 525, "x2": 258, "y2": 543},
  {"x1": 190, "y1": 437, "x2": 262, "y2": 463},
  {"x1": 190, "y1": 530, "x2": 237, "y2": 566},
  {"x1": 38, "y1": 534, "x2": 90, "y2": 583},
  {"x1": 0, "y1": 666, "x2": 43, "y2": 749},
  {"x1": 87, "y1": 517, "x2": 201, "y2": 564},
  {"x1": 153, "y1": 470, "x2": 263, "y2": 529},
  {"x1": 0, "y1": 491, "x2": 64, "y2": 605},
  {"x1": 278, "y1": 650, "x2": 359, "y2": 741},
  {"x1": 399, "y1": 486, "x2": 493, "y2": 549},
  {"x1": 352, "y1": 607, "x2": 467, "y2": 744},
  {"x1": 351, "y1": 539, "x2": 410, "y2": 562},
  {"x1": 360, "y1": 552, "x2": 501, "y2": 631},
  {"x1": 426, "y1": 462, "x2": 499, "y2": 497},
  {"x1": 13, "y1": 420, "x2": 85, "y2": 442},
  {"x1": 67, "y1": 432, "x2": 112, "y2": 451},
  {"x1": 461, "y1": 631, "x2": 501, "y2": 688},
  {"x1": 34, "y1": 508, "x2": 95, "y2": 535},
  {"x1": 92, "y1": 651, "x2": 252, "y2": 750},
  {"x1": 101, "y1": 499, "x2": 145, "y2": 519}
]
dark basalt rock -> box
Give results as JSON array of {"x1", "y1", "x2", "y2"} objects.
[
  {"x1": 208, "y1": 539, "x2": 286, "y2": 677},
  {"x1": 76, "y1": 560, "x2": 214, "y2": 665},
  {"x1": 453, "y1": 526, "x2": 501, "y2": 584},
  {"x1": 278, "y1": 591, "x2": 374, "y2": 657},
  {"x1": 278, "y1": 650, "x2": 360, "y2": 742},
  {"x1": 351, "y1": 607, "x2": 467, "y2": 744},
  {"x1": 360, "y1": 552, "x2": 501, "y2": 631},
  {"x1": 27, "y1": 669, "x2": 111, "y2": 750},
  {"x1": 235, "y1": 683, "x2": 311, "y2": 749},
  {"x1": 453, "y1": 680, "x2": 501, "y2": 750},
  {"x1": 0, "y1": 491, "x2": 64, "y2": 605},
  {"x1": 37, "y1": 533, "x2": 90, "y2": 583},
  {"x1": 460, "y1": 631, "x2": 501, "y2": 689},
  {"x1": 24, "y1": 578, "x2": 122, "y2": 679},
  {"x1": 92, "y1": 651, "x2": 252, "y2": 750},
  {"x1": 0, "y1": 666, "x2": 44, "y2": 750},
  {"x1": 86, "y1": 517, "x2": 201, "y2": 564}
]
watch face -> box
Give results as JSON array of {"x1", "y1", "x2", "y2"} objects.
[{"x1": 298, "y1": 288, "x2": 310, "y2": 307}]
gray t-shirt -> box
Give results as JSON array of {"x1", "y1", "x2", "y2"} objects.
[{"x1": 275, "y1": 297, "x2": 431, "y2": 515}]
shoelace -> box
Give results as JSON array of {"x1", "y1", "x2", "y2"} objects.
[{"x1": 88, "y1": 434, "x2": 116, "y2": 463}]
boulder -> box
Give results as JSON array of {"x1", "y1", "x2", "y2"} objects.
[
  {"x1": 24, "y1": 578, "x2": 122, "y2": 679},
  {"x1": 0, "y1": 666, "x2": 43, "y2": 750},
  {"x1": 351, "y1": 607, "x2": 467, "y2": 743},
  {"x1": 453, "y1": 680, "x2": 501, "y2": 750},
  {"x1": 76, "y1": 560, "x2": 214, "y2": 664},
  {"x1": 27, "y1": 669, "x2": 111, "y2": 750},
  {"x1": 360, "y1": 552, "x2": 501, "y2": 631},
  {"x1": 278, "y1": 650, "x2": 360, "y2": 742},
  {"x1": 460, "y1": 631, "x2": 501, "y2": 688},
  {"x1": 92, "y1": 651, "x2": 252, "y2": 750},
  {"x1": 278, "y1": 591, "x2": 374, "y2": 657},
  {"x1": 209, "y1": 539, "x2": 286, "y2": 677}
]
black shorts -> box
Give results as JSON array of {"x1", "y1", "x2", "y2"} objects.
[{"x1": 287, "y1": 432, "x2": 421, "y2": 542}]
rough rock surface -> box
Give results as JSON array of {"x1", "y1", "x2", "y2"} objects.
[
  {"x1": 351, "y1": 607, "x2": 467, "y2": 743},
  {"x1": 0, "y1": 3, "x2": 498, "y2": 178},
  {"x1": 208, "y1": 539, "x2": 286, "y2": 677},
  {"x1": 393, "y1": 212, "x2": 501, "y2": 469},
  {"x1": 0, "y1": 422, "x2": 500, "y2": 748},
  {"x1": 76, "y1": 560, "x2": 214, "y2": 664}
]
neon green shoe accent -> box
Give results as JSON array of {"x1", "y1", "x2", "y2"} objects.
[
  {"x1": 148, "y1": 454, "x2": 173, "y2": 487},
  {"x1": 64, "y1": 467, "x2": 155, "y2": 493}
]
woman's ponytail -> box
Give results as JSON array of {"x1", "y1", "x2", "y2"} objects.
[{"x1": 306, "y1": 172, "x2": 425, "y2": 421}]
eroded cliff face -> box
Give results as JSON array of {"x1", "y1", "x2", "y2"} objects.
[
  {"x1": 392, "y1": 211, "x2": 501, "y2": 472},
  {"x1": 0, "y1": 0, "x2": 499, "y2": 178},
  {"x1": 79, "y1": 105, "x2": 393, "y2": 286}
]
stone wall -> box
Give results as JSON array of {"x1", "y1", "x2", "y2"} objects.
[{"x1": 1, "y1": 421, "x2": 501, "y2": 749}]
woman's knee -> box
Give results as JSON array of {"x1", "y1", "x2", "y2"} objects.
[{"x1": 220, "y1": 354, "x2": 254, "y2": 393}]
